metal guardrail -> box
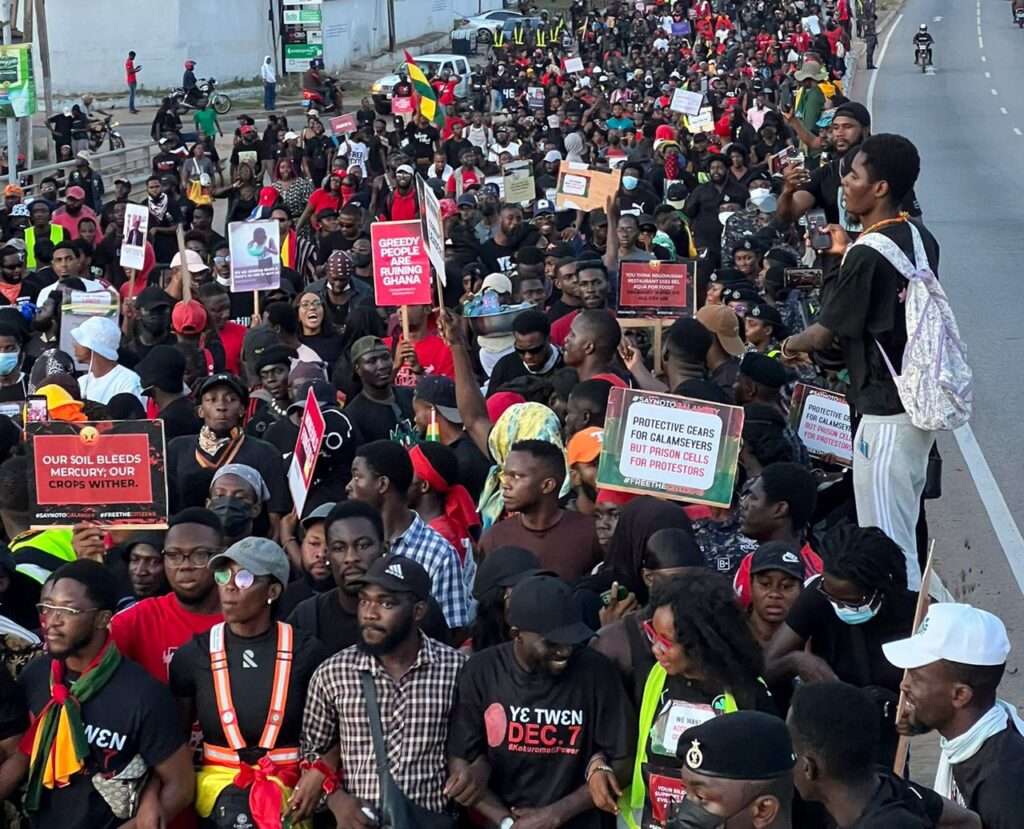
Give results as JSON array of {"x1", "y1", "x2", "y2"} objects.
[{"x1": 20, "y1": 141, "x2": 158, "y2": 196}]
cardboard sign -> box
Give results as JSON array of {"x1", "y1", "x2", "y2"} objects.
[
  {"x1": 60, "y1": 289, "x2": 120, "y2": 373},
  {"x1": 554, "y1": 162, "x2": 621, "y2": 212},
  {"x1": 564, "y1": 56, "x2": 584, "y2": 73},
  {"x1": 789, "y1": 383, "x2": 853, "y2": 466},
  {"x1": 597, "y1": 388, "x2": 744, "y2": 507},
  {"x1": 119, "y1": 203, "x2": 149, "y2": 271},
  {"x1": 416, "y1": 176, "x2": 447, "y2": 288},
  {"x1": 547, "y1": 114, "x2": 561, "y2": 129},
  {"x1": 237, "y1": 149, "x2": 258, "y2": 170},
  {"x1": 330, "y1": 112, "x2": 358, "y2": 135},
  {"x1": 618, "y1": 259, "x2": 696, "y2": 318},
  {"x1": 28, "y1": 420, "x2": 168, "y2": 528},
  {"x1": 686, "y1": 107, "x2": 715, "y2": 135},
  {"x1": 228, "y1": 220, "x2": 281, "y2": 293},
  {"x1": 502, "y1": 159, "x2": 535, "y2": 205},
  {"x1": 670, "y1": 88, "x2": 704, "y2": 116},
  {"x1": 288, "y1": 387, "x2": 327, "y2": 516},
  {"x1": 391, "y1": 96, "x2": 414, "y2": 115},
  {"x1": 370, "y1": 220, "x2": 432, "y2": 306}
]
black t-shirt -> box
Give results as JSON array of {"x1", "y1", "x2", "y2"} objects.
[
  {"x1": 786, "y1": 576, "x2": 916, "y2": 695},
  {"x1": 166, "y1": 433, "x2": 291, "y2": 514},
  {"x1": 169, "y1": 625, "x2": 328, "y2": 765},
  {"x1": 849, "y1": 771, "x2": 942, "y2": 828},
  {"x1": 448, "y1": 434, "x2": 492, "y2": 505},
  {"x1": 404, "y1": 123, "x2": 439, "y2": 162},
  {"x1": 480, "y1": 237, "x2": 520, "y2": 273},
  {"x1": 304, "y1": 135, "x2": 331, "y2": 183},
  {"x1": 22, "y1": 266, "x2": 56, "y2": 304},
  {"x1": 547, "y1": 297, "x2": 581, "y2": 323},
  {"x1": 447, "y1": 643, "x2": 634, "y2": 829},
  {"x1": 342, "y1": 387, "x2": 414, "y2": 443},
  {"x1": 152, "y1": 151, "x2": 181, "y2": 177},
  {"x1": 0, "y1": 663, "x2": 28, "y2": 739},
  {"x1": 949, "y1": 722, "x2": 1024, "y2": 829},
  {"x1": 264, "y1": 415, "x2": 300, "y2": 459},
  {"x1": 19, "y1": 653, "x2": 184, "y2": 829},
  {"x1": 157, "y1": 396, "x2": 203, "y2": 441},
  {"x1": 817, "y1": 220, "x2": 940, "y2": 416}
]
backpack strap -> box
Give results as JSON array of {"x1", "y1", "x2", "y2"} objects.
[{"x1": 847, "y1": 229, "x2": 917, "y2": 279}]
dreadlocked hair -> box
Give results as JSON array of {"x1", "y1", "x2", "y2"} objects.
[
  {"x1": 649, "y1": 571, "x2": 765, "y2": 709},
  {"x1": 818, "y1": 523, "x2": 909, "y2": 600}
]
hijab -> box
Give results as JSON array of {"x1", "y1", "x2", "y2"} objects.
[{"x1": 605, "y1": 496, "x2": 695, "y2": 603}]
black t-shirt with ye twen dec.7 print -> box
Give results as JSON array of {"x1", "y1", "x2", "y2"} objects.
[{"x1": 447, "y1": 642, "x2": 634, "y2": 829}]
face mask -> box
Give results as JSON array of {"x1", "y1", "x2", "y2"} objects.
[
  {"x1": 667, "y1": 797, "x2": 724, "y2": 829},
  {"x1": 831, "y1": 598, "x2": 881, "y2": 625},
  {"x1": 215, "y1": 274, "x2": 231, "y2": 288},
  {"x1": 622, "y1": 175, "x2": 639, "y2": 191},
  {"x1": 718, "y1": 211, "x2": 734, "y2": 226},
  {"x1": 749, "y1": 187, "x2": 771, "y2": 203},
  {"x1": 0, "y1": 350, "x2": 19, "y2": 375},
  {"x1": 208, "y1": 496, "x2": 254, "y2": 539},
  {"x1": 351, "y1": 253, "x2": 371, "y2": 268}
]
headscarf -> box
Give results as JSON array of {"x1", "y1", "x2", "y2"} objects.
[
  {"x1": 409, "y1": 444, "x2": 480, "y2": 558},
  {"x1": 564, "y1": 132, "x2": 586, "y2": 163},
  {"x1": 605, "y1": 496, "x2": 695, "y2": 604},
  {"x1": 478, "y1": 402, "x2": 568, "y2": 530}
]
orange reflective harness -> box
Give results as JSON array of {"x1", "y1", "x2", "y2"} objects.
[{"x1": 197, "y1": 622, "x2": 299, "y2": 829}]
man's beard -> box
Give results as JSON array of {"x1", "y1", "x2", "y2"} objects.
[{"x1": 358, "y1": 607, "x2": 416, "y2": 656}]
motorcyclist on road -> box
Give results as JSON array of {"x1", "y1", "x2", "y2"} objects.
[
  {"x1": 913, "y1": 24, "x2": 933, "y2": 65},
  {"x1": 1012, "y1": 0, "x2": 1024, "y2": 22},
  {"x1": 302, "y1": 58, "x2": 341, "y2": 109},
  {"x1": 182, "y1": 59, "x2": 200, "y2": 105}
]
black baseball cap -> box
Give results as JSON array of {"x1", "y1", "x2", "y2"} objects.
[
  {"x1": 472, "y1": 546, "x2": 547, "y2": 600},
  {"x1": 350, "y1": 555, "x2": 432, "y2": 601},
  {"x1": 739, "y1": 352, "x2": 787, "y2": 389},
  {"x1": 198, "y1": 372, "x2": 248, "y2": 402},
  {"x1": 137, "y1": 345, "x2": 186, "y2": 394},
  {"x1": 136, "y1": 286, "x2": 174, "y2": 311},
  {"x1": 414, "y1": 375, "x2": 461, "y2": 424},
  {"x1": 749, "y1": 541, "x2": 805, "y2": 581},
  {"x1": 506, "y1": 575, "x2": 594, "y2": 645}
]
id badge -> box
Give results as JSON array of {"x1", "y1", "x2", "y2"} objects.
[{"x1": 650, "y1": 700, "x2": 715, "y2": 757}]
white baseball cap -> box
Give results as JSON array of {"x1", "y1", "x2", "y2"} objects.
[
  {"x1": 170, "y1": 249, "x2": 209, "y2": 273},
  {"x1": 883, "y1": 603, "x2": 1011, "y2": 670}
]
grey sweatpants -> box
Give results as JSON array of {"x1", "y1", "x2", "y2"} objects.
[{"x1": 853, "y1": 413, "x2": 934, "y2": 590}]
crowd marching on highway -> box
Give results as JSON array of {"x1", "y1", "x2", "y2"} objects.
[{"x1": 0, "y1": 0, "x2": 1020, "y2": 828}]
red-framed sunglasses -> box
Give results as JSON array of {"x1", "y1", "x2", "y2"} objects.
[{"x1": 642, "y1": 619, "x2": 675, "y2": 651}]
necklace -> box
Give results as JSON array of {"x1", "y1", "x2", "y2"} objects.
[{"x1": 860, "y1": 212, "x2": 908, "y2": 236}]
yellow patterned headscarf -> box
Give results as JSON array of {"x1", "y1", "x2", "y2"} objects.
[{"x1": 478, "y1": 402, "x2": 570, "y2": 530}]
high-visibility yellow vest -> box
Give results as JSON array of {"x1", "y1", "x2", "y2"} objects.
[
  {"x1": 512, "y1": 24, "x2": 525, "y2": 44},
  {"x1": 536, "y1": 28, "x2": 547, "y2": 47},
  {"x1": 24, "y1": 224, "x2": 65, "y2": 269},
  {"x1": 493, "y1": 28, "x2": 506, "y2": 48}
]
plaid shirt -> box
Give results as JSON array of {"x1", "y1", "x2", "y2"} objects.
[
  {"x1": 301, "y1": 636, "x2": 466, "y2": 813},
  {"x1": 390, "y1": 512, "x2": 471, "y2": 628}
]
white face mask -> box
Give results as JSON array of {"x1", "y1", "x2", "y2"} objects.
[
  {"x1": 718, "y1": 211, "x2": 734, "y2": 226},
  {"x1": 749, "y1": 188, "x2": 772, "y2": 207}
]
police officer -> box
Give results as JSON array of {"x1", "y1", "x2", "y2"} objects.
[{"x1": 672, "y1": 710, "x2": 796, "y2": 828}]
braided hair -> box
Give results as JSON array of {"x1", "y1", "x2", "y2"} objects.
[
  {"x1": 649, "y1": 571, "x2": 765, "y2": 709},
  {"x1": 818, "y1": 524, "x2": 909, "y2": 600}
]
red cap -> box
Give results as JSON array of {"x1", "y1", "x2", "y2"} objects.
[
  {"x1": 172, "y1": 299, "x2": 208, "y2": 335},
  {"x1": 439, "y1": 198, "x2": 458, "y2": 220},
  {"x1": 595, "y1": 488, "x2": 636, "y2": 506},
  {"x1": 486, "y1": 391, "x2": 526, "y2": 423},
  {"x1": 655, "y1": 124, "x2": 677, "y2": 141},
  {"x1": 66, "y1": 185, "x2": 86, "y2": 200}
]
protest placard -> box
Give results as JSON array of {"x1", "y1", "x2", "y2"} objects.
[
  {"x1": 789, "y1": 383, "x2": 853, "y2": 466},
  {"x1": 237, "y1": 149, "x2": 258, "y2": 170},
  {"x1": 370, "y1": 220, "x2": 432, "y2": 306},
  {"x1": 554, "y1": 162, "x2": 622, "y2": 211},
  {"x1": 228, "y1": 219, "x2": 281, "y2": 293},
  {"x1": 686, "y1": 108, "x2": 715, "y2": 134},
  {"x1": 60, "y1": 288, "x2": 120, "y2": 372},
  {"x1": 564, "y1": 56, "x2": 584, "y2": 73},
  {"x1": 28, "y1": 420, "x2": 168, "y2": 528},
  {"x1": 288, "y1": 387, "x2": 327, "y2": 516},
  {"x1": 670, "y1": 88, "x2": 704, "y2": 116},
  {"x1": 416, "y1": 176, "x2": 446, "y2": 289},
  {"x1": 391, "y1": 96, "x2": 414, "y2": 116},
  {"x1": 597, "y1": 387, "x2": 744, "y2": 507},
  {"x1": 618, "y1": 259, "x2": 696, "y2": 318},
  {"x1": 119, "y1": 203, "x2": 149, "y2": 271},
  {"x1": 330, "y1": 112, "x2": 358, "y2": 135},
  {"x1": 502, "y1": 159, "x2": 535, "y2": 205},
  {"x1": 527, "y1": 87, "x2": 545, "y2": 109}
]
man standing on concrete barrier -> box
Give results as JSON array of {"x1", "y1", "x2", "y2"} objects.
[{"x1": 125, "y1": 50, "x2": 141, "y2": 114}]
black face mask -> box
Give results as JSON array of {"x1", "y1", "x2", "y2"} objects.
[
  {"x1": 667, "y1": 798, "x2": 724, "y2": 829},
  {"x1": 208, "y1": 496, "x2": 254, "y2": 539},
  {"x1": 350, "y1": 253, "x2": 371, "y2": 268}
]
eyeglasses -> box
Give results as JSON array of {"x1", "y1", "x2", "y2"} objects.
[
  {"x1": 299, "y1": 299, "x2": 323, "y2": 309},
  {"x1": 36, "y1": 603, "x2": 99, "y2": 620},
  {"x1": 213, "y1": 255, "x2": 229, "y2": 265},
  {"x1": 815, "y1": 579, "x2": 875, "y2": 610},
  {"x1": 214, "y1": 567, "x2": 257, "y2": 589},
  {"x1": 641, "y1": 619, "x2": 675, "y2": 652},
  {"x1": 164, "y1": 548, "x2": 218, "y2": 566}
]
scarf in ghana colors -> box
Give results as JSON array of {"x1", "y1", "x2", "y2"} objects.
[{"x1": 20, "y1": 639, "x2": 122, "y2": 811}]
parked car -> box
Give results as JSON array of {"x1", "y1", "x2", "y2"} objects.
[
  {"x1": 371, "y1": 54, "x2": 471, "y2": 114},
  {"x1": 452, "y1": 9, "x2": 525, "y2": 44}
]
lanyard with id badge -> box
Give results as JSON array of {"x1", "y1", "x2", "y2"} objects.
[{"x1": 644, "y1": 699, "x2": 716, "y2": 826}]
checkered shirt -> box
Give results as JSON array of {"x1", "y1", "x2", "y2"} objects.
[
  {"x1": 300, "y1": 636, "x2": 466, "y2": 813},
  {"x1": 390, "y1": 512, "x2": 472, "y2": 628}
]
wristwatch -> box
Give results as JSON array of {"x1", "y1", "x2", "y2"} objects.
[{"x1": 499, "y1": 818, "x2": 516, "y2": 829}]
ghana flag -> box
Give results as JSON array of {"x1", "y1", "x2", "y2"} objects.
[{"x1": 404, "y1": 50, "x2": 446, "y2": 129}]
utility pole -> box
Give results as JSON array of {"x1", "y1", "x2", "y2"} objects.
[
  {"x1": 33, "y1": 0, "x2": 49, "y2": 161},
  {"x1": 19, "y1": 0, "x2": 30, "y2": 168},
  {"x1": 2, "y1": 0, "x2": 16, "y2": 184}
]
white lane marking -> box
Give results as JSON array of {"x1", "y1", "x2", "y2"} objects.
[
  {"x1": 1001, "y1": 106, "x2": 1009, "y2": 114},
  {"x1": 992, "y1": 88, "x2": 999, "y2": 96},
  {"x1": 985, "y1": 71, "x2": 991, "y2": 78},
  {"x1": 982, "y1": 55, "x2": 987, "y2": 62},
  {"x1": 867, "y1": 13, "x2": 902, "y2": 113},
  {"x1": 954, "y1": 426, "x2": 1024, "y2": 596},
  {"x1": 934, "y1": 15, "x2": 943, "y2": 21},
  {"x1": 979, "y1": 36, "x2": 985, "y2": 48},
  {"x1": 868, "y1": 11, "x2": 1024, "y2": 599}
]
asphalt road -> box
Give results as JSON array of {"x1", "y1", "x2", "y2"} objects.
[{"x1": 861, "y1": 0, "x2": 1024, "y2": 710}]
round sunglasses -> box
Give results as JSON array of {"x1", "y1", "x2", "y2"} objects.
[{"x1": 213, "y1": 568, "x2": 257, "y2": 590}]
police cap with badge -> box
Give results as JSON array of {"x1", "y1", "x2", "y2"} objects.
[{"x1": 676, "y1": 711, "x2": 796, "y2": 780}]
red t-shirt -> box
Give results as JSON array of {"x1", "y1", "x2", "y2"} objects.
[
  {"x1": 429, "y1": 515, "x2": 473, "y2": 565},
  {"x1": 549, "y1": 309, "x2": 580, "y2": 348},
  {"x1": 732, "y1": 542, "x2": 823, "y2": 608},
  {"x1": 109, "y1": 592, "x2": 223, "y2": 683},
  {"x1": 388, "y1": 189, "x2": 419, "y2": 221},
  {"x1": 307, "y1": 189, "x2": 342, "y2": 229},
  {"x1": 125, "y1": 59, "x2": 137, "y2": 84},
  {"x1": 445, "y1": 168, "x2": 482, "y2": 195},
  {"x1": 389, "y1": 334, "x2": 455, "y2": 388},
  {"x1": 217, "y1": 321, "x2": 247, "y2": 374}
]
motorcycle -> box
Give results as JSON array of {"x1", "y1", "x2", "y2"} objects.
[
  {"x1": 87, "y1": 114, "x2": 125, "y2": 151},
  {"x1": 302, "y1": 76, "x2": 344, "y2": 113},
  {"x1": 1016, "y1": 8, "x2": 1024, "y2": 27},
  {"x1": 170, "y1": 77, "x2": 231, "y2": 114},
  {"x1": 915, "y1": 43, "x2": 931, "y2": 72}
]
